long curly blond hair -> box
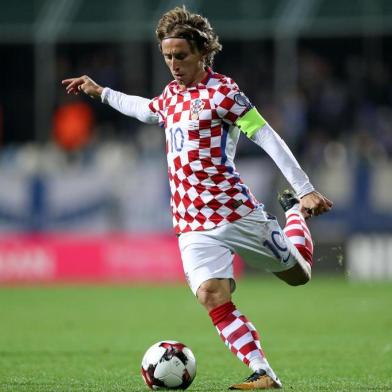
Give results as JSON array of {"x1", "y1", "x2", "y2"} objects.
[{"x1": 156, "y1": 5, "x2": 222, "y2": 68}]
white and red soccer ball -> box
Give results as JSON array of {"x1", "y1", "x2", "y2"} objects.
[{"x1": 141, "y1": 341, "x2": 196, "y2": 390}]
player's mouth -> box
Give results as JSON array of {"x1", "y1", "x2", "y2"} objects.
[{"x1": 173, "y1": 72, "x2": 184, "y2": 80}]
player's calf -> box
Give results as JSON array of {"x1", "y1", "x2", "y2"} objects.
[
  {"x1": 273, "y1": 190, "x2": 314, "y2": 286},
  {"x1": 278, "y1": 190, "x2": 313, "y2": 263},
  {"x1": 208, "y1": 301, "x2": 282, "y2": 389}
]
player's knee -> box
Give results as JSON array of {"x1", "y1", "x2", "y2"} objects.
[
  {"x1": 196, "y1": 288, "x2": 212, "y2": 308},
  {"x1": 274, "y1": 265, "x2": 311, "y2": 286},
  {"x1": 285, "y1": 273, "x2": 311, "y2": 286},
  {"x1": 196, "y1": 279, "x2": 231, "y2": 311},
  {"x1": 288, "y1": 267, "x2": 311, "y2": 286},
  {"x1": 196, "y1": 285, "x2": 222, "y2": 309}
]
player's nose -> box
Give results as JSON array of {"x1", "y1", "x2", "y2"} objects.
[{"x1": 171, "y1": 59, "x2": 180, "y2": 70}]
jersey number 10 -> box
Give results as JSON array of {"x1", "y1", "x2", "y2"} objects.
[{"x1": 168, "y1": 127, "x2": 184, "y2": 153}]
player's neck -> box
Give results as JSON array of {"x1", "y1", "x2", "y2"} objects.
[{"x1": 179, "y1": 69, "x2": 208, "y2": 90}]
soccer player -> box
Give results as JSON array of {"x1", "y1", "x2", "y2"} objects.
[{"x1": 62, "y1": 6, "x2": 332, "y2": 390}]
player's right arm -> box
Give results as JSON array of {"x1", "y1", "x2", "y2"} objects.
[{"x1": 62, "y1": 75, "x2": 159, "y2": 125}]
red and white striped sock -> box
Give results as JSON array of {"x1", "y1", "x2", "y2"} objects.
[
  {"x1": 284, "y1": 205, "x2": 314, "y2": 265},
  {"x1": 209, "y1": 301, "x2": 270, "y2": 372}
]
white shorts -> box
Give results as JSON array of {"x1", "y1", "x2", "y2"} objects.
[{"x1": 178, "y1": 206, "x2": 311, "y2": 295}]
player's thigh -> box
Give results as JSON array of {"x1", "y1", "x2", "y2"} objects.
[
  {"x1": 178, "y1": 232, "x2": 236, "y2": 296},
  {"x1": 224, "y1": 209, "x2": 297, "y2": 272},
  {"x1": 227, "y1": 210, "x2": 312, "y2": 283}
]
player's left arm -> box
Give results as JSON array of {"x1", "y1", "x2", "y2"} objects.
[
  {"x1": 214, "y1": 83, "x2": 332, "y2": 217},
  {"x1": 236, "y1": 107, "x2": 332, "y2": 217}
]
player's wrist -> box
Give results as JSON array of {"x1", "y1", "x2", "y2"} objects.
[
  {"x1": 297, "y1": 184, "x2": 315, "y2": 199},
  {"x1": 96, "y1": 86, "x2": 104, "y2": 97}
]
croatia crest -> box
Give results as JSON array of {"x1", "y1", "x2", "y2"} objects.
[{"x1": 190, "y1": 99, "x2": 205, "y2": 120}]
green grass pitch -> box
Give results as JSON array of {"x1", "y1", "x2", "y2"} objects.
[{"x1": 0, "y1": 277, "x2": 391, "y2": 391}]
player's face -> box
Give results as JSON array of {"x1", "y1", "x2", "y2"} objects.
[{"x1": 161, "y1": 38, "x2": 206, "y2": 88}]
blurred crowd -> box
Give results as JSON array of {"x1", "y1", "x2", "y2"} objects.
[
  {"x1": 1, "y1": 38, "x2": 391, "y2": 175},
  {"x1": 220, "y1": 40, "x2": 392, "y2": 170}
]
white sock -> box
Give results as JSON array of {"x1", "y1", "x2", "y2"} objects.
[{"x1": 249, "y1": 357, "x2": 271, "y2": 373}]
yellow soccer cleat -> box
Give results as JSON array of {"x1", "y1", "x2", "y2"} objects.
[{"x1": 229, "y1": 369, "x2": 282, "y2": 390}]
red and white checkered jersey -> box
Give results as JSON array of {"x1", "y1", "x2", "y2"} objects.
[{"x1": 149, "y1": 69, "x2": 260, "y2": 233}]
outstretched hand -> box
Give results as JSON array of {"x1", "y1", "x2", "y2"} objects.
[
  {"x1": 62, "y1": 75, "x2": 103, "y2": 99},
  {"x1": 300, "y1": 191, "x2": 333, "y2": 219}
]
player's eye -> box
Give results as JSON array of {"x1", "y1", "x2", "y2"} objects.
[{"x1": 174, "y1": 53, "x2": 187, "y2": 60}]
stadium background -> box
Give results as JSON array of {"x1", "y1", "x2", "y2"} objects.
[
  {"x1": 1, "y1": 0, "x2": 391, "y2": 282},
  {"x1": 1, "y1": 1, "x2": 392, "y2": 391}
]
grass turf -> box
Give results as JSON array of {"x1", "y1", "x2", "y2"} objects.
[{"x1": 0, "y1": 277, "x2": 391, "y2": 391}]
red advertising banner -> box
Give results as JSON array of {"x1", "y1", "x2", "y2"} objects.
[{"x1": 0, "y1": 234, "x2": 244, "y2": 284}]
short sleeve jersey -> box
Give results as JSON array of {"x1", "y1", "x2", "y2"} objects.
[{"x1": 149, "y1": 69, "x2": 263, "y2": 234}]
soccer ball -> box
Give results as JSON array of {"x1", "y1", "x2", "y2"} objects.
[{"x1": 141, "y1": 340, "x2": 196, "y2": 390}]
